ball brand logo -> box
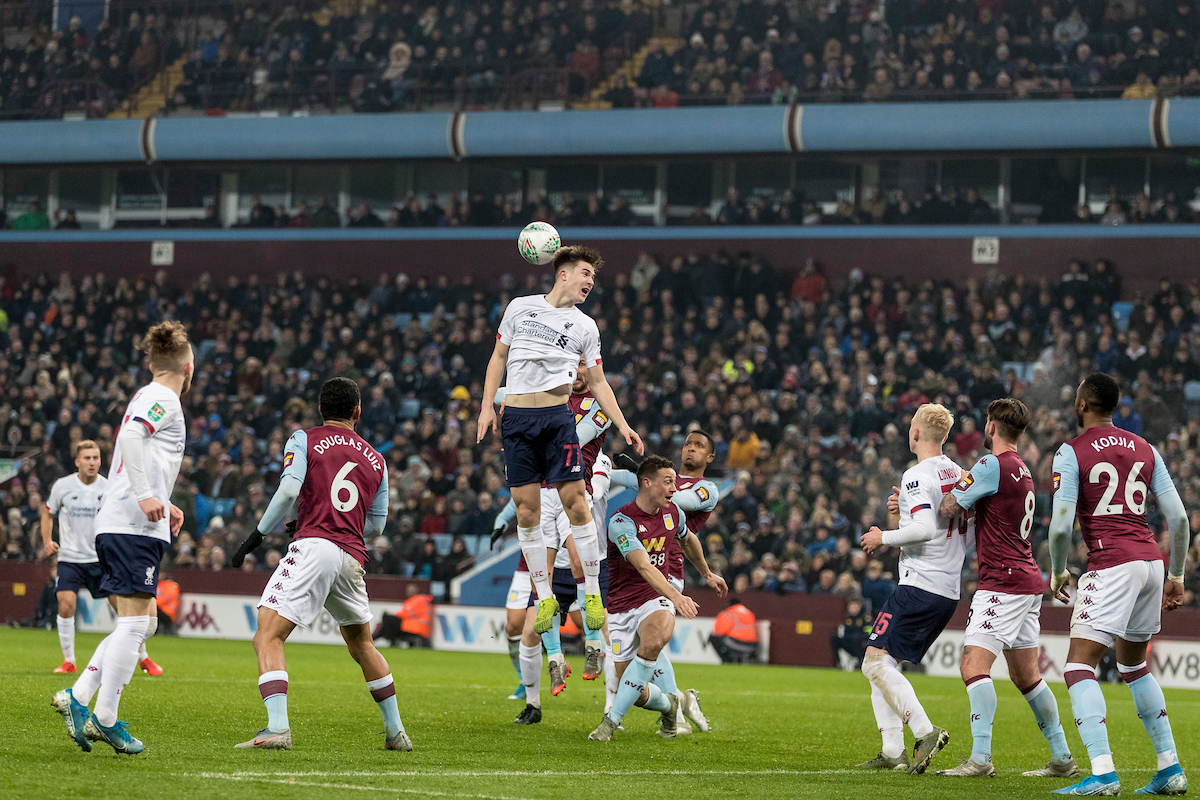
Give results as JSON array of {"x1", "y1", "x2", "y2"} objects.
[{"x1": 180, "y1": 602, "x2": 219, "y2": 632}]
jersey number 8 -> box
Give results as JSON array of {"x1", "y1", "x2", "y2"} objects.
[
  {"x1": 1088, "y1": 461, "x2": 1147, "y2": 517},
  {"x1": 1020, "y1": 490, "x2": 1035, "y2": 540},
  {"x1": 331, "y1": 462, "x2": 360, "y2": 512}
]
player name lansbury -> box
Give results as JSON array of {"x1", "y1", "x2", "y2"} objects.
[{"x1": 313, "y1": 434, "x2": 383, "y2": 471}]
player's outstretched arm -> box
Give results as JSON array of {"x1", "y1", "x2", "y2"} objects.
[
  {"x1": 681, "y1": 531, "x2": 727, "y2": 597},
  {"x1": 1149, "y1": 446, "x2": 1189, "y2": 608},
  {"x1": 233, "y1": 473, "x2": 302, "y2": 567},
  {"x1": 1048, "y1": 444, "x2": 1080, "y2": 602},
  {"x1": 39, "y1": 505, "x2": 58, "y2": 557},
  {"x1": 608, "y1": 469, "x2": 638, "y2": 490},
  {"x1": 116, "y1": 419, "x2": 164, "y2": 522},
  {"x1": 585, "y1": 364, "x2": 643, "y2": 455},
  {"x1": 673, "y1": 480, "x2": 718, "y2": 513},
  {"x1": 477, "y1": 342, "x2": 509, "y2": 444}
]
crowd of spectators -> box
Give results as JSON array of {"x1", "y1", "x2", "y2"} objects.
[
  {"x1": 0, "y1": 255, "x2": 1198, "y2": 611},
  {"x1": 170, "y1": 0, "x2": 652, "y2": 113},
  {"x1": 616, "y1": 0, "x2": 1200, "y2": 107},
  {"x1": 0, "y1": 11, "x2": 178, "y2": 120}
]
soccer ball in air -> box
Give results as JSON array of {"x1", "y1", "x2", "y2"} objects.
[{"x1": 518, "y1": 222, "x2": 561, "y2": 265}]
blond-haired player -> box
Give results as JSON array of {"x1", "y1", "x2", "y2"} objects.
[
  {"x1": 857, "y1": 403, "x2": 967, "y2": 775},
  {"x1": 53, "y1": 321, "x2": 191, "y2": 755}
]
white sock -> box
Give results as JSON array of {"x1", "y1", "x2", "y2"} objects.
[
  {"x1": 93, "y1": 616, "x2": 151, "y2": 727},
  {"x1": 72, "y1": 632, "x2": 113, "y2": 705},
  {"x1": 138, "y1": 614, "x2": 157, "y2": 661},
  {"x1": 571, "y1": 520, "x2": 601, "y2": 595},
  {"x1": 57, "y1": 615, "x2": 75, "y2": 663},
  {"x1": 604, "y1": 646, "x2": 618, "y2": 714},
  {"x1": 871, "y1": 682, "x2": 905, "y2": 758},
  {"x1": 517, "y1": 526, "x2": 552, "y2": 602},
  {"x1": 519, "y1": 642, "x2": 542, "y2": 708},
  {"x1": 864, "y1": 653, "x2": 933, "y2": 738}
]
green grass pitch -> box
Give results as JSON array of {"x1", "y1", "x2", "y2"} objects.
[{"x1": 1, "y1": 627, "x2": 1194, "y2": 799}]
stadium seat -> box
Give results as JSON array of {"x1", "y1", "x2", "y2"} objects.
[
  {"x1": 1112, "y1": 302, "x2": 1135, "y2": 331},
  {"x1": 1185, "y1": 382, "x2": 1200, "y2": 419},
  {"x1": 398, "y1": 399, "x2": 421, "y2": 420}
]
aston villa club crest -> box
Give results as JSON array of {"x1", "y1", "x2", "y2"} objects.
[{"x1": 663, "y1": 514, "x2": 674, "y2": 531}]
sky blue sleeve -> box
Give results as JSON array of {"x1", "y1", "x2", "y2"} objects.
[
  {"x1": 608, "y1": 513, "x2": 644, "y2": 557},
  {"x1": 1149, "y1": 445, "x2": 1178, "y2": 498},
  {"x1": 673, "y1": 479, "x2": 719, "y2": 513},
  {"x1": 1052, "y1": 443, "x2": 1080, "y2": 505},
  {"x1": 951, "y1": 455, "x2": 1001, "y2": 510},
  {"x1": 282, "y1": 430, "x2": 308, "y2": 484},
  {"x1": 369, "y1": 467, "x2": 389, "y2": 517}
]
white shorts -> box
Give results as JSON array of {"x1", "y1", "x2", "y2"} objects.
[
  {"x1": 258, "y1": 537, "x2": 372, "y2": 629},
  {"x1": 668, "y1": 576, "x2": 683, "y2": 593},
  {"x1": 1071, "y1": 559, "x2": 1164, "y2": 646},
  {"x1": 609, "y1": 595, "x2": 675, "y2": 663},
  {"x1": 964, "y1": 590, "x2": 1042, "y2": 655},
  {"x1": 540, "y1": 487, "x2": 570, "y2": 550},
  {"x1": 506, "y1": 569, "x2": 532, "y2": 611}
]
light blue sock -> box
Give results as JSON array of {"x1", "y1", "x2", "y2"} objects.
[
  {"x1": 966, "y1": 677, "x2": 996, "y2": 764},
  {"x1": 508, "y1": 636, "x2": 523, "y2": 679},
  {"x1": 1065, "y1": 664, "x2": 1115, "y2": 776},
  {"x1": 1022, "y1": 680, "x2": 1072, "y2": 762},
  {"x1": 653, "y1": 651, "x2": 679, "y2": 695},
  {"x1": 577, "y1": 584, "x2": 601, "y2": 645},
  {"x1": 259, "y1": 670, "x2": 289, "y2": 732},
  {"x1": 1122, "y1": 665, "x2": 1179, "y2": 769},
  {"x1": 607, "y1": 656, "x2": 654, "y2": 725},
  {"x1": 541, "y1": 621, "x2": 562, "y2": 657},
  {"x1": 366, "y1": 674, "x2": 404, "y2": 738},
  {"x1": 643, "y1": 681, "x2": 672, "y2": 713}
]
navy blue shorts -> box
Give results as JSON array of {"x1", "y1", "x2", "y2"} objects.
[
  {"x1": 56, "y1": 561, "x2": 107, "y2": 598},
  {"x1": 501, "y1": 405, "x2": 582, "y2": 488},
  {"x1": 866, "y1": 584, "x2": 958, "y2": 664},
  {"x1": 528, "y1": 561, "x2": 610, "y2": 611},
  {"x1": 96, "y1": 533, "x2": 168, "y2": 597}
]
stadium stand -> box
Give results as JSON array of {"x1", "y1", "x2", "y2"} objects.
[
  {"x1": 0, "y1": 257, "x2": 1196, "y2": 611},
  {"x1": 5, "y1": 0, "x2": 1200, "y2": 120}
]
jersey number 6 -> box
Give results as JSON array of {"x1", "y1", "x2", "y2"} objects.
[{"x1": 331, "y1": 462, "x2": 360, "y2": 512}]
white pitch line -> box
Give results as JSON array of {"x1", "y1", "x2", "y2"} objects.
[
  {"x1": 193, "y1": 773, "x2": 527, "y2": 800},
  {"x1": 198, "y1": 769, "x2": 864, "y2": 778}
]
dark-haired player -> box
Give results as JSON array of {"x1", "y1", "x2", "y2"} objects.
[
  {"x1": 53, "y1": 322, "x2": 191, "y2": 755},
  {"x1": 230, "y1": 377, "x2": 411, "y2": 752},
  {"x1": 609, "y1": 429, "x2": 722, "y2": 731},
  {"x1": 589, "y1": 455, "x2": 716, "y2": 742},
  {"x1": 936, "y1": 398, "x2": 1076, "y2": 779},
  {"x1": 478, "y1": 245, "x2": 643, "y2": 638},
  {"x1": 1048, "y1": 373, "x2": 1189, "y2": 796}
]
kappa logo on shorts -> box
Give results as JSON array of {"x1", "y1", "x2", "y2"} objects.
[
  {"x1": 1082, "y1": 597, "x2": 1094, "y2": 605},
  {"x1": 273, "y1": 582, "x2": 283, "y2": 590},
  {"x1": 1078, "y1": 612, "x2": 1090, "y2": 620},
  {"x1": 144, "y1": 567, "x2": 155, "y2": 585},
  {"x1": 267, "y1": 595, "x2": 278, "y2": 604},
  {"x1": 984, "y1": 608, "x2": 997, "y2": 617},
  {"x1": 284, "y1": 557, "x2": 296, "y2": 565},
  {"x1": 987, "y1": 596, "x2": 1001, "y2": 604},
  {"x1": 981, "y1": 622, "x2": 994, "y2": 630},
  {"x1": 281, "y1": 569, "x2": 290, "y2": 578},
  {"x1": 1084, "y1": 584, "x2": 1096, "y2": 591}
]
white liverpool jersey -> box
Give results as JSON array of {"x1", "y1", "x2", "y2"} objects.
[
  {"x1": 497, "y1": 295, "x2": 602, "y2": 394},
  {"x1": 95, "y1": 382, "x2": 185, "y2": 543},
  {"x1": 45, "y1": 473, "x2": 107, "y2": 563},
  {"x1": 896, "y1": 454, "x2": 966, "y2": 600}
]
